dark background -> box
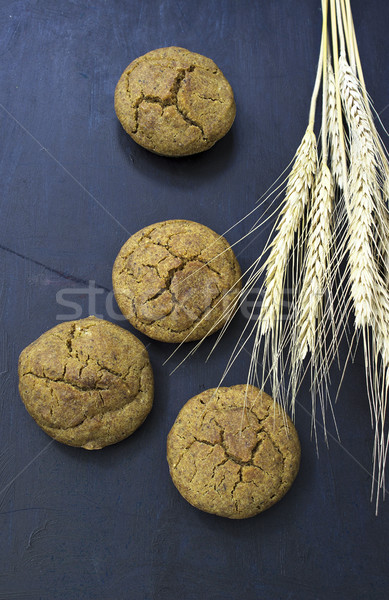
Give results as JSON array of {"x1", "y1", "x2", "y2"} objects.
[{"x1": 1, "y1": 1, "x2": 389, "y2": 599}]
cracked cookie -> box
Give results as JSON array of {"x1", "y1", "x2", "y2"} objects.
[
  {"x1": 167, "y1": 385, "x2": 301, "y2": 518},
  {"x1": 114, "y1": 46, "x2": 236, "y2": 156},
  {"x1": 18, "y1": 316, "x2": 154, "y2": 449},
  {"x1": 112, "y1": 219, "x2": 242, "y2": 343}
]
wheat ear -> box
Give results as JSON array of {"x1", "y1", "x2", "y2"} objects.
[
  {"x1": 346, "y1": 143, "x2": 379, "y2": 328},
  {"x1": 339, "y1": 52, "x2": 389, "y2": 508},
  {"x1": 327, "y1": 63, "x2": 345, "y2": 189},
  {"x1": 339, "y1": 56, "x2": 382, "y2": 327},
  {"x1": 259, "y1": 127, "x2": 318, "y2": 335},
  {"x1": 295, "y1": 163, "x2": 334, "y2": 361}
]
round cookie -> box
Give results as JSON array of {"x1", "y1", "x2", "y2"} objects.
[
  {"x1": 112, "y1": 219, "x2": 242, "y2": 343},
  {"x1": 18, "y1": 316, "x2": 154, "y2": 449},
  {"x1": 114, "y1": 46, "x2": 236, "y2": 156},
  {"x1": 167, "y1": 385, "x2": 301, "y2": 518}
]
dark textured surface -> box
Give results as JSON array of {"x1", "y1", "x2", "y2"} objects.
[{"x1": 1, "y1": 1, "x2": 389, "y2": 599}]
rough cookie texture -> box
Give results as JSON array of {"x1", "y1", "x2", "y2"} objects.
[
  {"x1": 18, "y1": 316, "x2": 154, "y2": 449},
  {"x1": 167, "y1": 385, "x2": 301, "y2": 518},
  {"x1": 114, "y1": 46, "x2": 236, "y2": 156},
  {"x1": 112, "y1": 220, "x2": 242, "y2": 343}
]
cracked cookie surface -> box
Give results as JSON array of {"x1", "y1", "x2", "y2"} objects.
[
  {"x1": 167, "y1": 385, "x2": 301, "y2": 518},
  {"x1": 114, "y1": 46, "x2": 236, "y2": 156},
  {"x1": 18, "y1": 316, "x2": 154, "y2": 449},
  {"x1": 112, "y1": 220, "x2": 242, "y2": 343}
]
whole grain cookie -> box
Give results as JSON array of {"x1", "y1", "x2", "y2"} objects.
[
  {"x1": 167, "y1": 385, "x2": 301, "y2": 518},
  {"x1": 114, "y1": 46, "x2": 236, "y2": 156},
  {"x1": 112, "y1": 220, "x2": 242, "y2": 343},
  {"x1": 18, "y1": 316, "x2": 154, "y2": 449}
]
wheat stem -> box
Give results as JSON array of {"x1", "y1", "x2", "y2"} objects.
[
  {"x1": 321, "y1": 0, "x2": 329, "y2": 163},
  {"x1": 309, "y1": 39, "x2": 324, "y2": 129},
  {"x1": 327, "y1": 62, "x2": 344, "y2": 188},
  {"x1": 330, "y1": 0, "x2": 349, "y2": 205}
]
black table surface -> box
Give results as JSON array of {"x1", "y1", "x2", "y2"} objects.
[{"x1": 1, "y1": 1, "x2": 389, "y2": 599}]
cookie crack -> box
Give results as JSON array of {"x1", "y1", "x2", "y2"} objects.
[
  {"x1": 119, "y1": 245, "x2": 226, "y2": 302},
  {"x1": 78, "y1": 354, "x2": 91, "y2": 379},
  {"x1": 193, "y1": 436, "x2": 215, "y2": 448},
  {"x1": 126, "y1": 58, "x2": 217, "y2": 78},
  {"x1": 131, "y1": 264, "x2": 223, "y2": 331},
  {"x1": 142, "y1": 261, "x2": 188, "y2": 305},
  {"x1": 175, "y1": 103, "x2": 207, "y2": 140},
  {"x1": 260, "y1": 420, "x2": 287, "y2": 480},
  {"x1": 23, "y1": 355, "x2": 146, "y2": 397},
  {"x1": 124, "y1": 359, "x2": 148, "y2": 383},
  {"x1": 115, "y1": 225, "x2": 240, "y2": 338},
  {"x1": 30, "y1": 372, "x2": 144, "y2": 432},
  {"x1": 149, "y1": 303, "x2": 217, "y2": 335},
  {"x1": 209, "y1": 415, "x2": 274, "y2": 476},
  {"x1": 129, "y1": 65, "x2": 208, "y2": 140},
  {"x1": 247, "y1": 402, "x2": 271, "y2": 426},
  {"x1": 94, "y1": 358, "x2": 144, "y2": 386},
  {"x1": 23, "y1": 371, "x2": 108, "y2": 393},
  {"x1": 230, "y1": 468, "x2": 242, "y2": 511},
  {"x1": 195, "y1": 93, "x2": 224, "y2": 103},
  {"x1": 46, "y1": 397, "x2": 141, "y2": 433},
  {"x1": 124, "y1": 231, "x2": 226, "y2": 279},
  {"x1": 66, "y1": 323, "x2": 76, "y2": 357}
]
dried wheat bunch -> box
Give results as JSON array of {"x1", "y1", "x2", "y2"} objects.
[{"x1": 172, "y1": 0, "x2": 389, "y2": 511}]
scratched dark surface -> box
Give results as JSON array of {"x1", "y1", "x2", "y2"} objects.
[{"x1": 1, "y1": 1, "x2": 389, "y2": 599}]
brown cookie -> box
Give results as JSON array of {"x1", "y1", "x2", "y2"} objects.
[
  {"x1": 18, "y1": 316, "x2": 154, "y2": 449},
  {"x1": 112, "y1": 220, "x2": 242, "y2": 343},
  {"x1": 167, "y1": 385, "x2": 301, "y2": 518},
  {"x1": 114, "y1": 46, "x2": 236, "y2": 156}
]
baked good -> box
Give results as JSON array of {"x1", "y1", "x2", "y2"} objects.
[
  {"x1": 18, "y1": 316, "x2": 154, "y2": 449},
  {"x1": 167, "y1": 385, "x2": 301, "y2": 518},
  {"x1": 112, "y1": 219, "x2": 242, "y2": 343},
  {"x1": 114, "y1": 46, "x2": 236, "y2": 156}
]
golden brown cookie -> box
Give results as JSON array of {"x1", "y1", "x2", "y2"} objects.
[
  {"x1": 114, "y1": 46, "x2": 236, "y2": 156},
  {"x1": 112, "y1": 220, "x2": 242, "y2": 343},
  {"x1": 167, "y1": 385, "x2": 301, "y2": 518},
  {"x1": 18, "y1": 316, "x2": 154, "y2": 449}
]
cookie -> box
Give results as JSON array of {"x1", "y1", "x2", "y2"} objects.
[
  {"x1": 18, "y1": 316, "x2": 154, "y2": 449},
  {"x1": 112, "y1": 220, "x2": 242, "y2": 343},
  {"x1": 167, "y1": 385, "x2": 301, "y2": 518},
  {"x1": 114, "y1": 46, "x2": 236, "y2": 156}
]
